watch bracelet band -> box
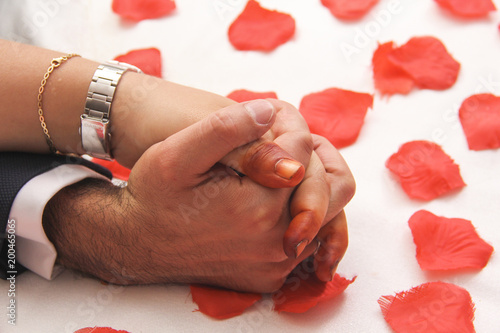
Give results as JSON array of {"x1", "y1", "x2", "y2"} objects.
[{"x1": 81, "y1": 60, "x2": 142, "y2": 160}]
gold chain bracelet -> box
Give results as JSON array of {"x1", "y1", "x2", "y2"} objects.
[{"x1": 37, "y1": 53, "x2": 80, "y2": 154}]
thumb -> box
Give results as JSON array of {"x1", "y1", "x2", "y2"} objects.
[{"x1": 153, "y1": 99, "x2": 280, "y2": 177}]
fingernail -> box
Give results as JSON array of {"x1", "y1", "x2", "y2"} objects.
[
  {"x1": 313, "y1": 240, "x2": 321, "y2": 256},
  {"x1": 275, "y1": 159, "x2": 302, "y2": 180},
  {"x1": 244, "y1": 99, "x2": 275, "y2": 125},
  {"x1": 295, "y1": 240, "x2": 308, "y2": 258},
  {"x1": 329, "y1": 260, "x2": 340, "y2": 281}
]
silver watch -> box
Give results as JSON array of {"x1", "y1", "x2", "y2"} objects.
[{"x1": 80, "y1": 60, "x2": 142, "y2": 160}]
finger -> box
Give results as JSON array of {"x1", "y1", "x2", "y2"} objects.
[
  {"x1": 222, "y1": 139, "x2": 305, "y2": 188},
  {"x1": 153, "y1": 99, "x2": 277, "y2": 178},
  {"x1": 282, "y1": 151, "x2": 330, "y2": 258},
  {"x1": 270, "y1": 99, "x2": 314, "y2": 170},
  {"x1": 295, "y1": 239, "x2": 321, "y2": 263},
  {"x1": 312, "y1": 134, "x2": 356, "y2": 222},
  {"x1": 220, "y1": 99, "x2": 312, "y2": 188},
  {"x1": 313, "y1": 210, "x2": 349, "y2": 282}
]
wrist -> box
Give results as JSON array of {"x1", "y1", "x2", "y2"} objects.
[
  {"x1": 42, "y1": 178, "x2": 132, "y2": 282},
  {"x1": 108, "y1": 71, "x2": 162, "y2": 167},
  {"x1": 110, "y1": 74, "x2": 236, "y2": 168},
  {"x1": 36, "y1": 56, "x2": 100, "y2": 155}
]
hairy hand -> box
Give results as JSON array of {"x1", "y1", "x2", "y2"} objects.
[{"x1": 44, "y1": 101, "x2": 318, "y2": 292}]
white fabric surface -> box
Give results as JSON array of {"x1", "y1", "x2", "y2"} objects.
[
  {"x1": 9, "y1": 165, "x2": 109, "y2": 280},
  {"x1": 1, "y1": 0, "x2": 500, "y2": 332}
]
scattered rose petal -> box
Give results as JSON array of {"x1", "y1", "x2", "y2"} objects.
[
  {"x1": 114, "y1": 48, "x2": 162, "y2": 78},
  {"x1": 372, "y1": 42, "x2": 415, "y2": 96},
  {"x1": 227, "y1": 89, "x2": 278, "y2": 102},
  {"x1": 272, "y1": 265, "x2": 356, "y2": 313},
  {"x1": 299, "y1": 88, "x2": 373, "y2": 148},
  {"x1": 91, "y1": 159, "x2": 131, "y2": 181},
  {"x1": 190, "y1": 284, "x2": 262, "y2": 319},
  {"x1": 409, "y1": 210, "x2": 494, "y2": 271},
  {"x1": 74, "y1": 328, "x2": 130, "y2": 333},
  {"x1": 228, "y1": 0, "x2": 295, "y2": 51},
  {"x1": 378, "y1": 282, "x2": 476, "y2": 333},
  {"x1": 459, "y1": 93, "x2": 500, "y2": 150},
  {"x1": 321, "y1": 0, "x2": 380, "y2": 20},
  {"x1": 434, "y1": 0, "x2": 496, "y2": 18},
  {"x1": 373, "y1": 37, "x2": 460, "y2": 95},
  {"x1": 386, "y1": 141, "x2": 466, "y2": 200},
  {"x1": 112, "y1": 0, "x2": 176, "y2": 21},
  {"x1": 387, "y1": 36, "x2": 460, "y2": 90}
]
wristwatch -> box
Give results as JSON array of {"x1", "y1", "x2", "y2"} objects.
[{"x1": 80, "y1": 60, "x2": 142, "y2": 160}]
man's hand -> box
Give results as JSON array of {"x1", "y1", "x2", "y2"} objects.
[
  {"x1": 44, "y1": 100, "x2": 318, "y2": 293},
  {"x1": 106, "y1": 70, "x2": 356, "y2": 274}
]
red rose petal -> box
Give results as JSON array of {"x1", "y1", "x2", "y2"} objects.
[
  {"x1": 321, "y1": 0, "x2": 380, "y2": 20},
  {"x1": 190, "y1": 284, "x2": 262, "y2": 319},
  {"x1": 387, "y1": 36, "x2": 460, "y2": 90},
  {"x1": 228, "y1": 0, "x2": 295, "y2": 51},
  {"x1": 111, "y1": 0, "x2": 176, "y2": 22},
  {"x1": 386, "y1": 140, "x2": 466, "y2": 201},
  {"x1": 409, "y1": 210, "x2": 494, "y2": 271},
  {"x1": 299, "y1": 88, "x2": 373, "y2": 148},
  {"x1": 372, "y1": 42, "x2": 415, "y2": 96},
  {"x1": 378, "y1": 282, "x2": 476, "y2": 333},
  {"x1": 114, "y1": 48, "x2": 162, "y2": 78},
  {"x1": 434, "y1": 0, "x2": 496, "y2": 18},
  {"x1": 74, "y1": 328, "x2": 130, "y2": 333},
  {"x1": 459, "y1": 93, "x2": 500, "y2": 150},
  {"x1": 91, "y1": 159, "x2": 131, "y2": 181},
  {"x1": 227, "y1": 89, "x2": 278, "y2": 102},
  {"x1": 272, "y1": 266, "x2": 356, "y2": 313}
]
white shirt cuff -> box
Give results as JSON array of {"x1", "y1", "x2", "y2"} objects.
[{"x1": 9, "y1": 164, "x2": 109, "y2": 280}]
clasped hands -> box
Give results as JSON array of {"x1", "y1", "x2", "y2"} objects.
[
  {"x1": 45, "y1": 96, "x2": 354, "y2": 293},
  {"x1": 0, "y1": 42, "x2": 354, "y2": 292},
  {"x1": 114, "y1": 98, "x2": 354, "y2": 292}
]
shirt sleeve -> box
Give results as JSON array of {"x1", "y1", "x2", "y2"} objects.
[{"x1": 9, "y1": 164, "x2": 109, "y2": 280}]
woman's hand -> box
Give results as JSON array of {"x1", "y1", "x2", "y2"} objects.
[
  {"x1": 110, "y1": 75, "x2": 311, "y2": 188},
  {"x1": 281, "y1": 134, "x2": 354, "y2": 281}
]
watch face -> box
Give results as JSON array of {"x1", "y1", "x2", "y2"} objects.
[{"x1": 80, "y1": 115, "x2": 111, "y2": 159}]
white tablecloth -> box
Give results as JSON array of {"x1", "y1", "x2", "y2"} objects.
[{"x1": 1, "y1": 0, "x2": 499, "y2": 332}]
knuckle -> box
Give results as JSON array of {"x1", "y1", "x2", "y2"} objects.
[
  {"x1": 244, "y1": 141, "x2": 283, "y2": 169},
  {"x1": 206, "y1": 112, "x2": 239, "y2": 150},
  {"x1": 300, "y1": 131, "x2": 314, "y2": 158},
  {"x1": 325, "y1": 236, "x2": 348, "y2": 258},
  {"x1": 317, "y1": 226, "x2": 348, "y2": 259},
  {"x1": 341, "y1": 174, "x2": 356, "y2": 203},
  {"x1": 332, "y1": 237, "x2": 349, "y2": 254},
  {"x1": 144, "y1": 142, "x2": 187, "y2": 188},
  {"x1": 312, "y1": 133, "x2": 330, "y2": 149}
]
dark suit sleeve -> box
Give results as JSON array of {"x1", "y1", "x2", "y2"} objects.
[{"x1": 0, "y1": 152, "x2": 112, "y2": 279}]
